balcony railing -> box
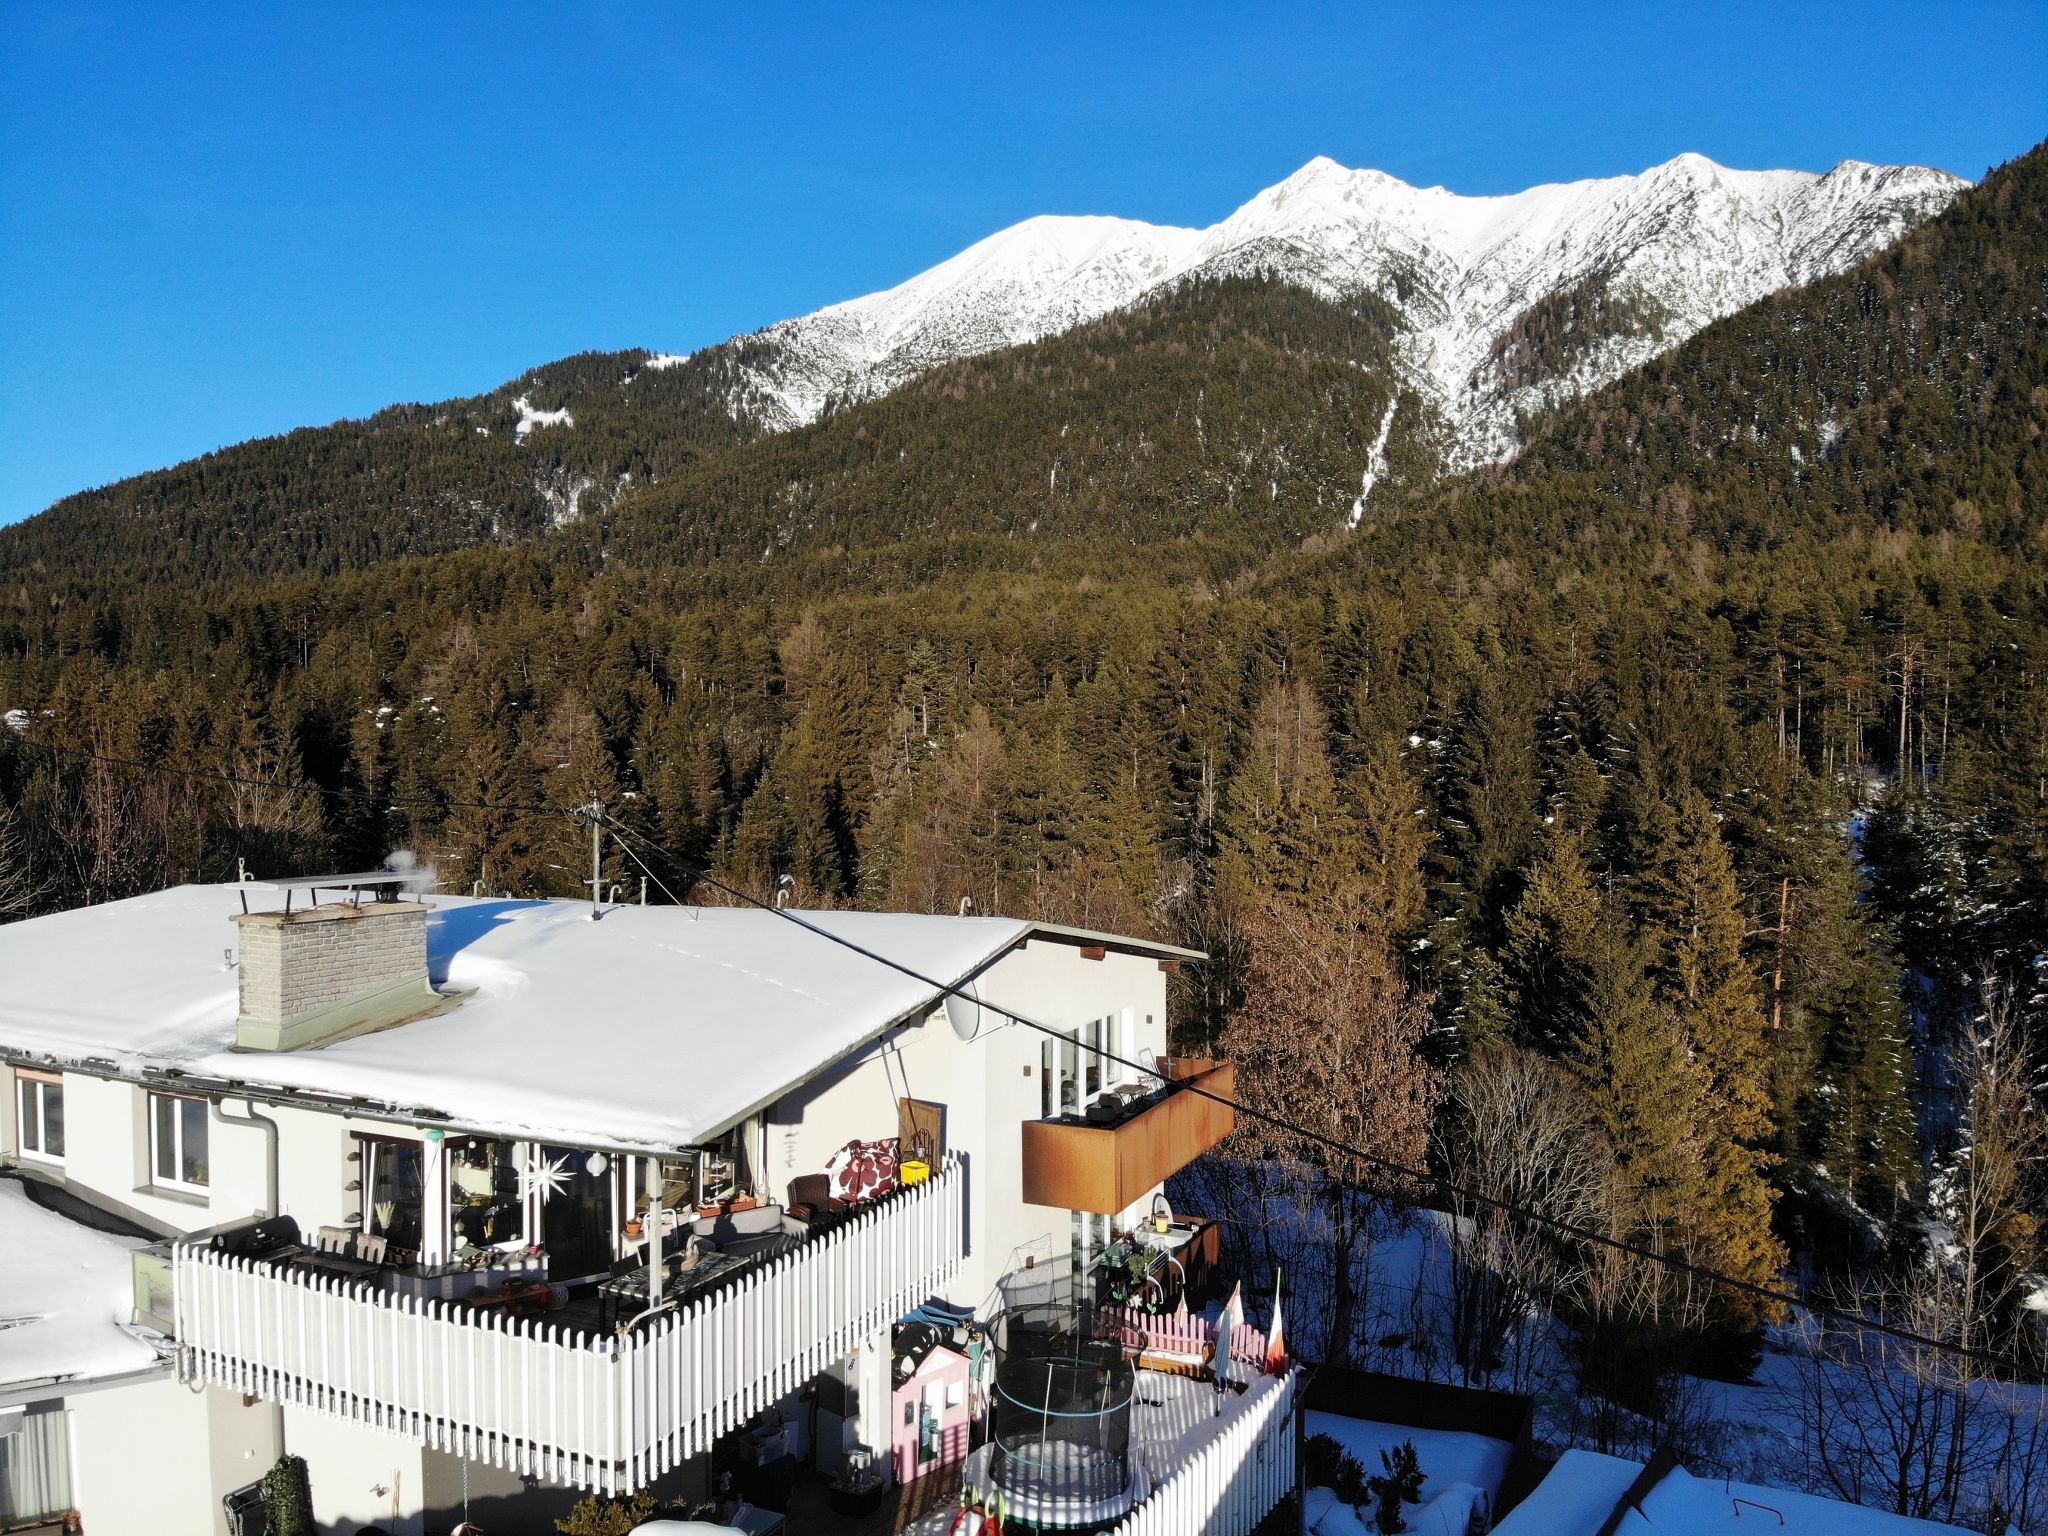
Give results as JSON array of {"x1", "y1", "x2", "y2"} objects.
[
  {"x1": 173, "y1": 1155, "x2": 966, "y2": 1494},
  {"x1": 1021, "y1": 1058, "x2": 1236, "y2": 1214}
]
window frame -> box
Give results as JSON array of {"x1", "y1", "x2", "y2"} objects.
[
  {"x1": 149, "y1": 1092, "x2": 210, "y2": 1194},
  {"x1": 16, "y1": 1071, "x2": 63, "y2": 1164}
]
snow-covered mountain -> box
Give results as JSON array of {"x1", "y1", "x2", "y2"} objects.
[{"x1": 707, "y1": 152, "x2": 1965, "y2": 469}]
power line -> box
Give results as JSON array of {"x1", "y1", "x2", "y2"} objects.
[
  {"x1": 596, "y1": 811, "x2": 2046, "y2": 1381},
  {"x1": 0, "y1": 730, "x2": 2032, "y2": 1379}
]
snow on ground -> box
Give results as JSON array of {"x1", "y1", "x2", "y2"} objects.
[
  {"x1": 2, "y1": 708, "x2": 27, "y2": 734},
  {"x1": 642, "y1": 353, "x2": 692, "y2": 370},
  {"x1": 1304, "y1": 1412, "x2": 1509, "y2": 1535},
  {"x1": 511, "y1": 394, "x2": 573, "y2": 440},
  {"x1": 0, "y1": 1178, "x2": 161, "y2": 1392}
]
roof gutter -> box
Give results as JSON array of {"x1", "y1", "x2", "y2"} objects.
[
  {"x1": 0, "y1": 1050, "x2": 700, "y2": 1160},
  {"x1": 0, "y1": 1356, "x2": 175, "y2": 1410}
]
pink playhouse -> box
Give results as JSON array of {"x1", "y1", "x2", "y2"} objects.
[{"x1": 892, "y1": 1341, "x2": 973, "y2": 1485}]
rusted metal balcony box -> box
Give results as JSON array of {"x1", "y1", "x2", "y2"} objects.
[{"x1": 1021, "y1": 1058, "x2": 1236, "y2": 1215}]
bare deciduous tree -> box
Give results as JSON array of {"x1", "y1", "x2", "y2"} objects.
[
  {"x1": 1442, "y1": 1045, "x2": 1612, "y2": 1393},
  {"x1": 1216, "y1": 889, "x2": 1441, "y2": 1363}
]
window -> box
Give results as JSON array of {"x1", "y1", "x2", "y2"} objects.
[
  {"x1": 357, "y1": 1135, "x2": 424, "y2": 1252},
  {"x1": 1071, "y1": 1208, "x2": 1110, "y2": 1285},
  {"x1": 16, "y1": 1073, "x2": 63, "y2": 1162},
  {"x1": 447, "y1": 1136, "x2": 526, "y2": 1252},
  {"x1": 149, "y1": 1093, "x2": 209, "y2": 1193},
  {"x1": 1042, "y1": 1016, "x2": 1124, "y2": 1121},
  {"x1": 1042, "y1": 1032, "x2": 1081, "y2": 1118}
]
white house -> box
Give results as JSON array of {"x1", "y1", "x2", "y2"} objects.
[{"x1": 0, "y1": 874, "x2": 1262, "y2": 1534}]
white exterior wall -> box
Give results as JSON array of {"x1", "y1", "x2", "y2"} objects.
[
  {"x1": 284, "y1": 1404, "x2": 427, "y2": 1536},
  {"x1": 1, "y1": 1066, "x2": 393, "y2": 1240},
  {"x1": 762, "y1": 937, "x2": 1170, "y2": 1308},
  {"x1": 67, "y1": 1380, "x2": 277, "y2": 1536}
]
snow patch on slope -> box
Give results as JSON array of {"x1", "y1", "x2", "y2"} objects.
[
  {"x1": 511, "y1": 395, "x2": 573, "y2": 441},
  {"x1": 1348, "y1": 398, "x2": 1399, "y2": 529},
  {"x1": 715, "y1": 153, "x2": 1964, "y2": 470}
]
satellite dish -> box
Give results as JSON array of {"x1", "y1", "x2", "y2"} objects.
[{"x1": 945, "y1": 983, "x2": 984, "y2": 1042}]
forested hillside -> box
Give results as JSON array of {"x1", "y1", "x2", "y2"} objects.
[
  {"x1": 2, "y1": 139, "x2": 2044, "y2": 1510},
  {"x1": 0, "y1": 342, "x2": 772, "y2": 589}
]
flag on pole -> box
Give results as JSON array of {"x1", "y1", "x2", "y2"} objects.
[
  {"x1": 1263, "y1": 1265, "x2": 1290, "y2": 1374},
  {"x1": 1216, "y1": 1280, "x2": 1247, "y2": 1391}
]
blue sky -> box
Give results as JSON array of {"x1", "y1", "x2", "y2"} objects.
[{"x1": 2, "y1": 3, "x2": 2042, "y2": 526}]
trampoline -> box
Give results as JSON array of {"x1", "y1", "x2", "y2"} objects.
[{"x1": 980, "y1": 1302, "x2": 1144, "y2": 1531}]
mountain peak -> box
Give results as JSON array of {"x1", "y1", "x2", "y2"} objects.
[{"x1": 717, "y1": 151, "x2": 1967, "y2": 466}]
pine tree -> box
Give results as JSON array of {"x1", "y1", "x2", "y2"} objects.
[
  {"x1": 1343, "y1": 729, "x2": 1430, "y2": 947},
  {"x1": 1567, "y1": 920, "x2": 1703, "y2": 1226},
  {"x1": 1634, "y1": 787, "x2": 1775, "y2": 1147},
  {"x1": 1499, "y1": 829, "x2": 1603, "y2": 1053},
  {"x1": 1217, "y1": 678, "x2": 1357, "y2": 907}
]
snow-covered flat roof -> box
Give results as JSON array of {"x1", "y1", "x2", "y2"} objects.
[
  {"x1": 1494, "y1": 1448, "x2": 1982, "y2": 1535},
  {"x1": 0, "y1": 885, "x2": 1188, "y2": 1151},
  {"x1": 0, "y1": 1178, "x2": 162, "y2": 1402}
]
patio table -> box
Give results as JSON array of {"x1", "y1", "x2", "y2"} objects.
[{"x1": 599, "y1": 1248, "x2": 753, "y2": 1330}]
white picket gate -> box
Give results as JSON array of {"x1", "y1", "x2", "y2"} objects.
[
  {"x1": 1109, "y1": 1366, "x2": 1296, "y2": 1536},
  {"x1": 173, "y1": 1156, "x2": 965, "y2": 1493}
]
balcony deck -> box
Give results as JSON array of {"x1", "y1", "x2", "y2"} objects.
[
  {"x1": 1021, "y1": 1058, "x2": 1236, "y2": 1214},
  {"x1": 173, "y1": 1157, "x2": 966, "y2": 1495}
]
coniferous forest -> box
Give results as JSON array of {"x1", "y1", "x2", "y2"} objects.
[{"x1": 3, "y1": 138, "x2": 2046, "y2": 1522}]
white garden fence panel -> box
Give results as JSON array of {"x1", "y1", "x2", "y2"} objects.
[
  {"x1": 174, "y1": 1156, "x2": 965, "y2": 1494},
  {"x1": 1109, "y1": 1366, "x2": 1295, "y2": 1536}
]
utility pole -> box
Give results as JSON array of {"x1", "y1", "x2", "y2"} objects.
[
  {"x1": 581, "y1": 801, "x2": 606, "y2": 921},
  {"x1": 1771, "y1": 877, "x2": 1791, "y2": 1033}
]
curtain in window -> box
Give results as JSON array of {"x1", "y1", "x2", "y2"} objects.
[{"x1": 0, "y1": 1408, "x2": 73, "y2": 1525}]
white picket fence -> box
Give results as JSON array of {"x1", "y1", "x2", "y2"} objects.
[
  {"x1": 174, "y1": 1156, "x2": 965, "y2": 1493},
  {"x1": 1109, "y1": 1366, "x2": 1296, "y2": 1536}
]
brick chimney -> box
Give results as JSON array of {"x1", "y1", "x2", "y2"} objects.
[{"x1": 233, "y1": 901, "x2": 440, "y2": 1052}]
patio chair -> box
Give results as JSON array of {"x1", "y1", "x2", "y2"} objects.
[
  {"x1": 356, "y1": 1234, "x2": 390, "y2": 1265},
  {"x1": 315, "y1": 1225, "x2": 355, "y2": 1256}
]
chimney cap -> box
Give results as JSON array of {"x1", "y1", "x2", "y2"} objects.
[{"x1": 241, "y1": 869, "x2": 414, "y2": 904}]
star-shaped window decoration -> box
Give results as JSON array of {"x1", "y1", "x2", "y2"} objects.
[{"x1": 520, "y1": 1151, "x2": 572, "y2": 1206}]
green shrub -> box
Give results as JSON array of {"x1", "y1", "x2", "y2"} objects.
[
  {"x1": 260, "y1": 1454, "x2": 312, "y2": 1536},
  {"x1": 555, "y1": 1490, "x2": 659, "y2": 1535},
  {"x1": 1367, "y1": 1439, "x2": 1425, "y2": 1535},
  {"x1": 1303, "y1": 1431, "x2": 1368, "y2": 1508}
]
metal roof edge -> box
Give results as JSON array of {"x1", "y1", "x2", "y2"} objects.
[{"x1": 1018, "y1": 921, "x2": 1207, "y2": 963}]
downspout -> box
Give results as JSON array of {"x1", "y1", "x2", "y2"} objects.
[
  {"x1": 211, "y1": 1098, "x2": 279, "y2": 1219},
  {"x1": 206, "y1": 1096, "x2": 288, "y2": 1467}
]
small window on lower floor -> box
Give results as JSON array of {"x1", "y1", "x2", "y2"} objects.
[
  {"x1": 150, "y1": 1092, "x2": 209, "y2": 1193},
  {"x1": 17, "y1": 1073, "x2": 63, "y2": 1162}
]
